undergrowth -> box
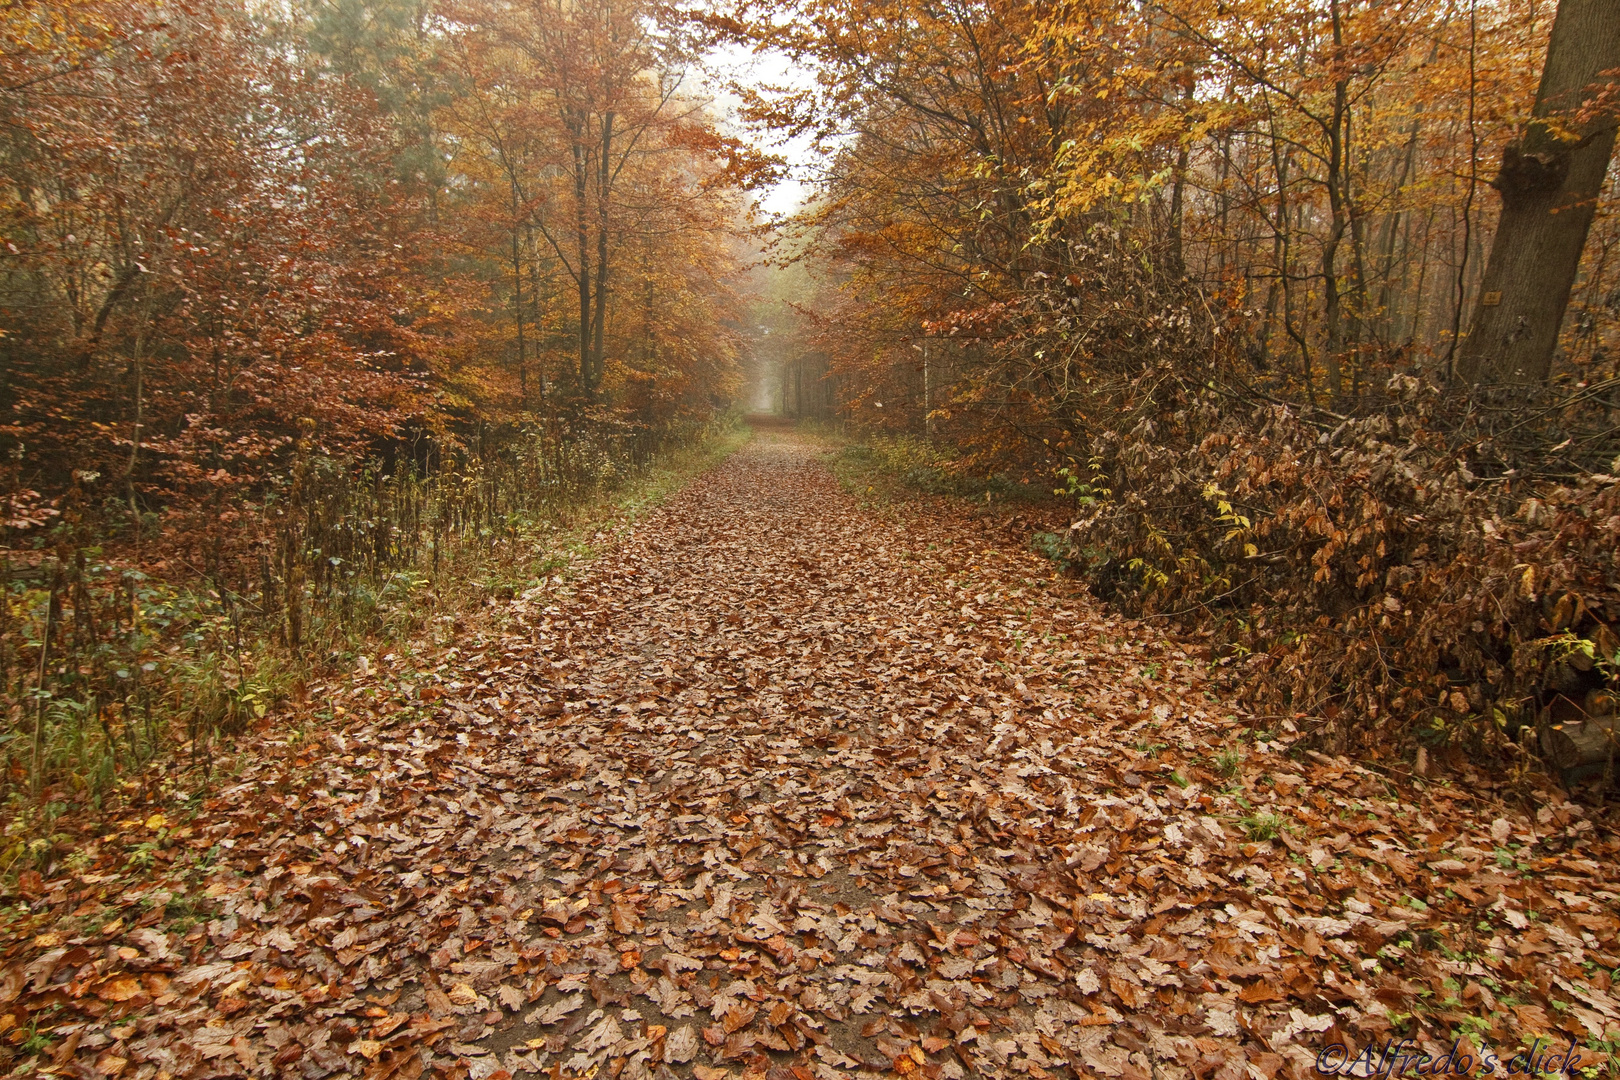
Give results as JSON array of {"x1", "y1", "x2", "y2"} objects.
[
  {"x1": 0, "y1": 416, "x2": 747, "y2": 880},
  {"x1": 825, "y1": 431, "x2": 1058, "y2": 508},
  {"x1": 813, "y1": 390, "x2": 1620, "y2": 793}
]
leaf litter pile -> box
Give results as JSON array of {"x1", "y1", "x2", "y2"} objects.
[{"x1": 6, "y1": 432, "x2": 1620, "y2": 1080}]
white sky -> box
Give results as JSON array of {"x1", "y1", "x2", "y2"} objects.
[{"x1": 699, "y1": 42, "x2": 821, "y2": 218}]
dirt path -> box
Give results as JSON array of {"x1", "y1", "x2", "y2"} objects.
[{"x1": 12, "y1": 431, "x2": 1619, "y2": 1080}]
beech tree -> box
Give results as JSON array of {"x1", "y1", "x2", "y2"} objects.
[
  {"x1": 438, "y1": 0, "x2": 756, "y2": 410},
  {"x1": 716, "y1": 0, "x2": 1619, "y2": 441},
  {"x1": 498, "y1": 0, "x2": 681, "y2": 396},
  {"x1": 1456, "y1": 0, "x2": 1620, "y2": 386},
  {"x1": 0, "y1": 0, "x2": 753, "y2": 578}
]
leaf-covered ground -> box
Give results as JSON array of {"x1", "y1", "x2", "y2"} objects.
[{"x1": 6, "y1": 431, "x2": 1619, "y2": 1080}]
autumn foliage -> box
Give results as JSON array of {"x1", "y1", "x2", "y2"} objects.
[
  {"x1": 0, "y1": 0, "x2": 755, "y2": 801},
  {"x1": 716, "y1": 0, "x2": 1620, "y2": 772}
]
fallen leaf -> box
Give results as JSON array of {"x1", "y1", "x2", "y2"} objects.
[
  {"x1": 666, "y1": 1026, "x2": 699, "y2": 1063},
  {"x1": 95, "y1": 976, "x2": 143, "y2": 1003}
]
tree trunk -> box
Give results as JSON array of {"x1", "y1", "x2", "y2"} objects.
[
  {"x1": 1166, "y1": 82, "x2": 1193, "y2": 279},
  {"x1": 1167, "y1": 144, "x2": 1189, "y2": 279},
  {"x1": 1319, "y1": 4, "x2": 1350, "y2": 402},
  {"x1": 589, "y1": 110, "x2": 614, "y2": 392},
  {"x1": 573, "y1": 132, "x2": 594, "y2": 393},
  {"x1": 511, "y1": 224, "x2": 527, "y2": 407},
  {"x1": 1456, "y1": 0, "x2": 1620, "y2": 386}
]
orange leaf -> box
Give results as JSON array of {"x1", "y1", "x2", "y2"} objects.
[
  {"x1": 96, "y1": 976, "x2": 143, "y2": 1003},
  {"x1": 1239, "y1": 982, "x2": 1284, "y2": 1004}
]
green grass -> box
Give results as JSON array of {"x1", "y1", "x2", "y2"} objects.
[
  {"x1": 822, "y1": 430, "x2": 1059, "y2": 509},
  {"x1": 1240, "y1": 812, "x2": 1290, "y2": 841}
]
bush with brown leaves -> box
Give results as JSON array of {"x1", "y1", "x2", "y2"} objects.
[{"x1": 1057, "y1": 373, "x2": 1620, "y2": 779}]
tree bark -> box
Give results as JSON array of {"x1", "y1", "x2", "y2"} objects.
[
  {"x1": 1456, "y1": 0, "x2": 1620, "y2": 386},
  {"x1": 511, "y1": 223, "x2": 527, "y2": 407},
  {"x1": 589, "y1": 110, "x2": 614, "y2": 392},
  {"x1": 1319, "y1": 0, "x2": 1350, "y2": 403},
  {"x1": 573, "y1": 127, "x2": 594, "y2": 394}
]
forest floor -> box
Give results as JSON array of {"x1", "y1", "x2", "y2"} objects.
[{"x1": 4, "y1": 427, "x2": 1619, "y2": 1080}]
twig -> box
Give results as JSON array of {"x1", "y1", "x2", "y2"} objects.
[
  {"x1": 1144, "y1": 577, "x2": 1257, "y2": 619},
  {"x1": 31, "y1": 576, "x2": 55, "y2": 801}
]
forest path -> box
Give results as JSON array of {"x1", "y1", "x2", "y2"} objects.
[
  {"x1": 454, "y1": 428, "x2": 1228, "y2": 1079},
  {"x1": 35, "y1": 430, "x2": 1619, "y2": 1080}
]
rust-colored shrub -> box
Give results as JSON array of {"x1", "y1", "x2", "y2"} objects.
[{"x1": 1062, "y1": 374, "x2": 1620, "y2": 776}]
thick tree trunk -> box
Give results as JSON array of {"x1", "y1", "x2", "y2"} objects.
[
  {"x1": 1541, "y1": 690, "x2": 1617, "y2": 780},
  {"x1": 1456, "y1": 0, "x2": 1620, "y2": 386}
]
